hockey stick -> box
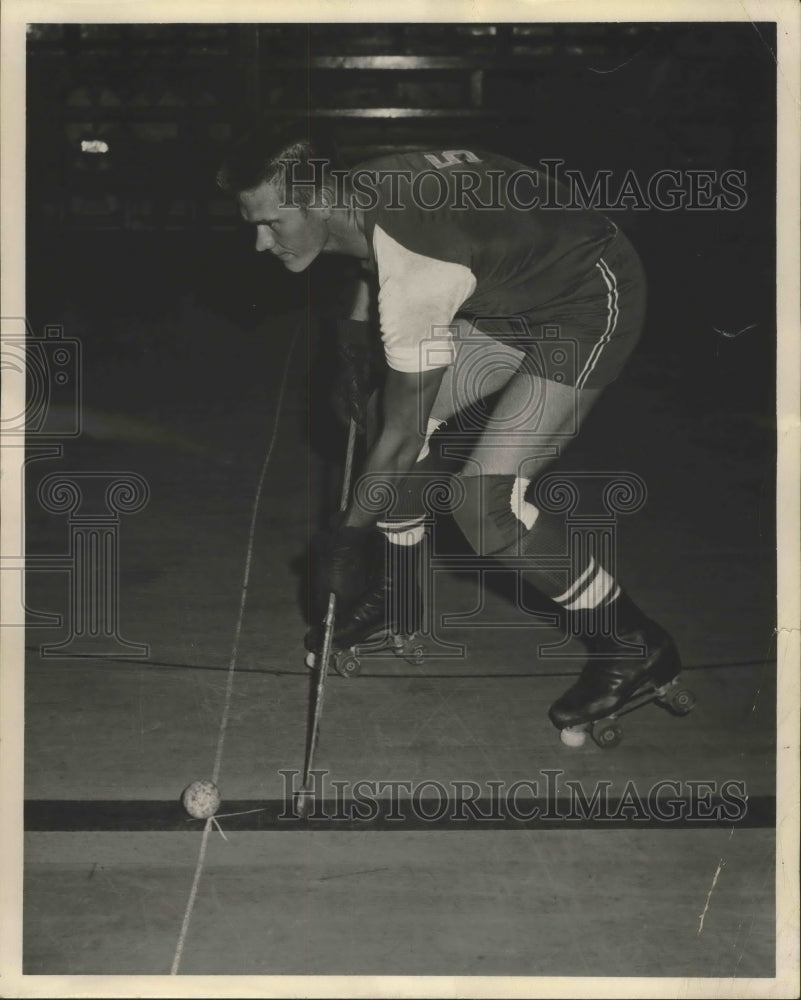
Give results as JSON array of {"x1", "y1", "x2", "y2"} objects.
[{"x1": 297, "y1": 416, "x2": 358, "y2": 818}]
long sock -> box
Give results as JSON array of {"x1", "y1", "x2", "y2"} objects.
[
  {"x1": 371, "y1": 525, "x2": 424, "y2": 635},
  {"x1": 373, "y1": 418, "x2": 449, "y2": 633},
  {"x1": 515, "y1": 517, "x2": 659, "y2": 650},
  {"x1": 375, "y1": 421, "x2": 439, "y2": 632},
  {"x1": 495, "y1": 507, "x2": 625, "y2": 639}
]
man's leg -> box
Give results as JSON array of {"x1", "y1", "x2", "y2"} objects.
[
  {"x1": 448, "y1": 367, "x2": 680, "y2": 733},
  {"x1": 353, "y1": 323, "x2": 606, "y2": 658},
  {"x1": 342, "y1": 324, "x2": 530, "y2": 647}
]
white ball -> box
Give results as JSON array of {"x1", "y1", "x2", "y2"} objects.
[
  {"x1": 560, "y1": 726, "x2": 587, "y2": 748},
  {"x1": 181, "y1": 780, "x2": 221, "y2": 819},
  {"x1": 305, "y1": 651, "x2": 316, "y2": 669}
]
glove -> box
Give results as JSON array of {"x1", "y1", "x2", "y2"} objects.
[
  {"x1": 331, "y1": 320, "x2": 383, "y2": 433},
  {"x1": 309, "y1": 523, "x2": 375, "y2": 626}
]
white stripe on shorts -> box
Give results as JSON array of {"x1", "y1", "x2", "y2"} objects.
[{"x1": 576, "y1": 257, "x2": 619, "y2": 390}]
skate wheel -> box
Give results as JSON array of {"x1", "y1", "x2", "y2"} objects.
[
  {"x1": 334, "y1": 650, "x2": 361, "y2": 678},
  {"x1": 305, "y1": 651, "x2": 316, "y2": 670},
  {"x1": 560, "y1": 726, "x2": 587, "y2": 748},
  {"x1": 667, "y1": 687, "x2": 696, "y2": 715},
  {"x1": 408, "y1": 644, "x2": 426, "y2": 665},
  {"x1": 591, "y1": 720, "x2": 623, "y2": 749},
  {"x1": 404, "y1": 639, "x2": 426, "y2": 665},
  {"x1": 391, "y1": 634, "x2": 426, "y2": 665}
]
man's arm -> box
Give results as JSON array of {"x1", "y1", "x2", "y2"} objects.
[
  {"x1": 341, "y1": 365, "x2": 446, "y2": 529},
  {"x1": 332, "y1": 275, "x2": 383, "y2": 432},
  {"x1": 348, "y1": 275, "x2": 371, "y2": 323},
  {"x1": 335, "y1": 275, "x2": 371, "y2": 345}
]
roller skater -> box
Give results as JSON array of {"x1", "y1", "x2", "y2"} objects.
[{"x1": 218, "y1": 126, "x2": 695, "y2": 748}]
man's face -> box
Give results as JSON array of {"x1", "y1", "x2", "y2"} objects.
[{"x1": 238, "y1": 179, "x2": 329, "y2": 272}]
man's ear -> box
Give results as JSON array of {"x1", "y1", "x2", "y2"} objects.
[{"x1": 315, "y1": 185, "x2": 335, "y2": 218}]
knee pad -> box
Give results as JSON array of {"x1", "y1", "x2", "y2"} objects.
[{"x1": 451, "y1": 473, "x2": 539, "y2": 556}]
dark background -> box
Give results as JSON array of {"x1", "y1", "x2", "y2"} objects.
[{"x1": 26, "y1": 21, "x2": 775, "y2": 384}]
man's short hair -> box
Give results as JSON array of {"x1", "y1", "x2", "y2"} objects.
[{"x1": 217, "y1": 122, "x2": 342, "y2": 207}]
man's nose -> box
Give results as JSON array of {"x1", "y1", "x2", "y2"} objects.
[{"x1": 255, "y1": 226, "x2": 275, "y2": 252}]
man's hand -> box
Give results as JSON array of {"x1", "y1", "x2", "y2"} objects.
[
  {"x1": 341, "y1": 365, "x2": 447, "y2": 529},
  {"x1": 331, "y1": 318, "x2": 383, "y2": 434}
]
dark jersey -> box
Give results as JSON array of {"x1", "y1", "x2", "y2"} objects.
[{"x1": 352, "y1": 149, "x2": 620, "y2": 373}]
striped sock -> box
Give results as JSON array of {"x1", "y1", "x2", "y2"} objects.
[
  {"x1": 551, "y1": 556, "x2": 620, "y2": 612},
  {"x1": 377, "y1": 517, "x2": 426, "y2": 546},
  {"x1": 512, "y1": 512, "x2": 623, "y2": 634}
]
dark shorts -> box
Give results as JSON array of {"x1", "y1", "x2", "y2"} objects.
[{"x1": 467, "y1": 231, "x2": 647, "y2": 389}]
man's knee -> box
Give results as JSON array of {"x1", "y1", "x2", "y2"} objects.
[{"x1": 450, "y1": 472, "x2": 540, "y2": 556}]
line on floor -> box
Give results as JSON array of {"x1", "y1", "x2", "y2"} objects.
[
  {"x1": 24, "y1": 651, "x2": 778, "y2": 678},
  {"x1": 170, "y1": 320, "x2": 301, "y2": 975}
]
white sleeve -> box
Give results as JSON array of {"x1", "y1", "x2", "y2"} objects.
[{"x1": 373, "y1": 224, "x2": 477, "y2": 373}]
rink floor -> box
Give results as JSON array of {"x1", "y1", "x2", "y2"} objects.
[{"x1": 17, "y1": 290, "x2": 780, "y2": 984}]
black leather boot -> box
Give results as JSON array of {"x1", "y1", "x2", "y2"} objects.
[
  {"x1": 548, "y1": 591, "x2": 681, "y2": 730},
  {"x1": 305, "y1": 533, "x2": 424, "y2": 664}
]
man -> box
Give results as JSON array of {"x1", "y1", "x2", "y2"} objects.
[{"x1": 217, "y1": 127, "x2": 682, "y2": 745}]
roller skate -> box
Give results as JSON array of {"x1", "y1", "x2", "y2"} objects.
[
  {"x1": 305, "y1": 536, "x2": 426, "y2": 678},
  {"x1": 550, "y1": 592, "x2": 696, "y2": 749}
]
